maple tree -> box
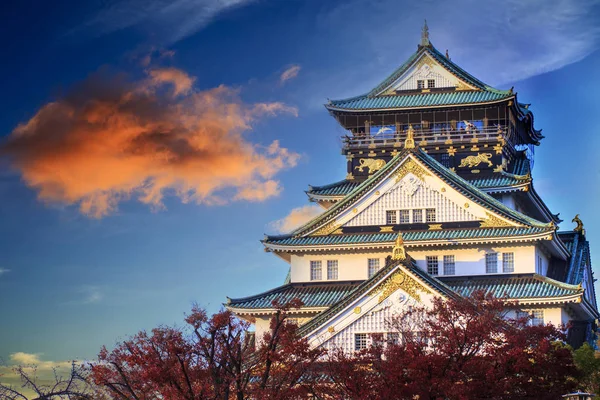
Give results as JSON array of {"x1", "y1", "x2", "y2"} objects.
[
  {"x1": 90, "y1": 299, "x2": 323, "y2": 400},
  {"x1": 324, "y1": 291, "x2": 580, "y2": 400}
]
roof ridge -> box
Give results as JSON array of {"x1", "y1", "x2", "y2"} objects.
[{"x1": 533, "y1": 273, "x2": 583, "y2": 291}]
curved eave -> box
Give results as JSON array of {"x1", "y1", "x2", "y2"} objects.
[
  {"x1": 479, "y1": 182, "x2": 530, "y2": 194},
  {"x1": 325, "y1": 94, "x2": 514, "y2": 113},
  {"x1": 513, "y1": 97, "x2": 544, "y2": 144},
  {"x1": 264, "y1": 229, "x2": 555, "y2": 253},
  {"x1": 225, "y1": 305, "x2": 326, "y2": 316},
  {"x1": 306, "y1": 192, "x2": 345, "y2": 203}
]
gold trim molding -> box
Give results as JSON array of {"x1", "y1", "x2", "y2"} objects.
[
  {"x1": 479, "y1": 212, "x2": 513, "y2": 228},
  {"x1": 393, "y1": 158, "x2": 430, "y2": 183},
  {"x1": 311, "y1": 221, "x2": 341, "y2": 236},
  {"x1": 372, "y1": 269, "x2": 432, "y2": 303}
]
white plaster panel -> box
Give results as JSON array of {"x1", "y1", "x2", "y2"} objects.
[{"x1": 386, "y1": 55, "x2": 463, "y2": 92}]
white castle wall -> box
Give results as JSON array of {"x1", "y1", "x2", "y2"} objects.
[{"x1": 290, "y1": 244, "x2": 548, "y2": 283}]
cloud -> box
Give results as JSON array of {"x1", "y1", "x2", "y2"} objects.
[
  {"x1": 1, "y1": 67, "x2": 299, "y2": 218},
  {"x1": 304, "y1": 0, "x2": 600, "y2": 106},
  {"x1": 269, "y1": 204, "x2": 322, "y2": 233},
  {"x1": 77, "y1": 0, "x2": 255, "y2": 45},
  {"x1": 280, "y1": 65, "x2": 301, "y2": 84},
  {"x1": 0, "y1": 268, "x2": 9, "y2": 276},
  {"x1": 79, "y1": 286, "x2": 103, "y2": 304},
  {"x1": 0, "y1": 353, "x2": 78, "y2": 398}
]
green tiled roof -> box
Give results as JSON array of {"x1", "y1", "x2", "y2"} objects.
[
  {"x1": 297, "y1": 258, "x2": 458, "y2": 337},
  {"x1": 439, "y1": 274, "x2": 582, "y2": 299},
  {"x1": 266, "y1": 227, "x2": 550, "y2": 247},
  {"x1": 227, "y1": 281, "x2": 361, "y2": 310},
  {"x1": 327, "y1": 90, "x2": 511, "y2": 112},
  {"x1": 227, "y1": 281, "x2": 361, "y2": 309},
  {"x1": 309, "y1": 173, "x2": 529, "y2": 199},
  {"x1": 326, "y1": 44, "x2": 512, "y2": 112},
  {"x1": 277, "y1": 148, "x2": 551, "y2": 242},
  {"x1": 308, "y1": 180, "x2": 361, "y2": 196}
]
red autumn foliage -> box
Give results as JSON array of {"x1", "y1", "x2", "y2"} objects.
[
  {"x1": 324, "y1": 291, "x2": 579, "y2": 400},
  {"x1": 90, "y1": 299, "x2": 323, "y2": 400}
]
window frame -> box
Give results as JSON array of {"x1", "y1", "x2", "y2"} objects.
[
  {"x1": 502, "y1": 252, "x2": 514, "y2": 273},
  {"x1": 425, "y1": 208, "x2": 436, "y2": 223},
  {"x1": 398, "y1": 209, "x2": 410, "y2": 224},
  {"x1": 412, "y1": 209, "x2": 423, "y2": 223},
  {"x1": 485, "y1": 253, "x2": 498, "y2": 274},
  {"x1": 327, "y1": 260, "x2": 338, "y2": 280},
  {"x1": 355, "y1": 333, "x2": 367, "y2": 351},
  {"x1": 443, "y1": 255, "x2": 455, "y2": 275},
  {"x1": 310, "y1": 260, "x2": 322, "y2": 281},
  {"x1": 386, "y1": 210, "x2": 397, "y2": 225},
  {"x1": 427, "y1": 79, "x2": 435, "y2": 88},
  {"x1": 426, "y1": 255, "x2": 439, "y2": 275},
  {"x1": 368, "y1": 258, "x2": 380, "y2": 278},
  {"x1": 417, "y1": 80, "x2": 425, "y2": 89}
]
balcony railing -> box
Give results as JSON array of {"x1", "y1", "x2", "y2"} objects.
[{"x1": 343, "y1": 125, "x2": 509, "y2": 150}]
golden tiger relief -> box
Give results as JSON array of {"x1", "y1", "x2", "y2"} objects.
[
  {"x1": 355, "y1": 158, "x2": 386, "y2": 173},
  {"x1": 458, "y1": 153, "x2": 493, "y2": 168}
]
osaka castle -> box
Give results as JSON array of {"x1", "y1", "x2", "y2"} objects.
[{"x1": 226, "y1": 23, "x2": 599, "y2": 350}]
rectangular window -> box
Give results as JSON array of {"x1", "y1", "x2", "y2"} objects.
[
  {"x1": 486, "y1": 253, "x2": 498, "y2": 274},
  {"x1": 532, "y1": 310, "x2": 544, "y2": 326},
  {"x1": 502, "y1": 252, "x2": 514, "y2": 273},
  {"x1": 355, "y1": 333, "x2": 367, "y2": 351},
  {"x1": 368, "y1": 258, "x2": 380, "y2": 278},
  {"x1": 310, "y1": 260, "x2": 322, "y2": 281},
  {"x1": 440, "y1": 153, "x2": 450, "y2": 168},
  {"x1": 327, "y1": 260, "x2": 338, "y2": 280},
  {"x1": 417, "y1": 80, "x2": 425, "y2": 89},
  {"x1": 412, "y1": 209, "x2": 423, "y2": 223},
  {"x1": 387, "y1": 332, "x2": 400, "y2": 345},
  {"x1": 426, "y1": 256, "x2": 439, "y2": 275},
  {"x1": 399, "y1": 210, "x2": 410, "y2": 223},
  {"x1": 443, "y1": 255, "x2": 455, "y2": 275},
  {"x1": 427, "y1": 79, "x2": 435, "y2": 88},
  {"x1": 426, "y1": 208, "x2": 436, "y2": 222},
  {"x1": 386, "y1": 210, "x2": 397, "y2": 225}
]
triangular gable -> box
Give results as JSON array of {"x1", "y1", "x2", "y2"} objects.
[
  {"x1": 299, "y1": 257, "x2": 457, "y2": 350},
  {"x1": 342, "y1": 165, "x2": 480, "y2": 227},
  {"x1": 367, "y1": 45, "x2": 500, "y2": 98},
  {"x1": 378, "y1": 52, "x2": 478, "y2": 95}
]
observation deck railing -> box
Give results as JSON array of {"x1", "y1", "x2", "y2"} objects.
[{"x1": 342, "y1": 125, "x2": 511, "y2": 151}]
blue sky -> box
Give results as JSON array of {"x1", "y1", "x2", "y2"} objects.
[{"x1": 1, "y1": 0, "x2": 600, "y2": 370}]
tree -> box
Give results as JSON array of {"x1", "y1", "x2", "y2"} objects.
[
  {"x1": 573, "y1": 342, "x2": 600, "y2": 394},
  {"x1": 90, "y1": 299, "x2": 323, "y2": 399},
  {"x1": 325, "y1": 291, "x2": 579, "y2": 400},
  {"x1": 0, "y1": 361, "x2": 95, "y2": 400}
]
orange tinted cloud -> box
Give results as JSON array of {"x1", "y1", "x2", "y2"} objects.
[
  {"x1": 269, "y1": 204, "x2": 322, "y2": 233},
  {"x1": 2, "y1": 69, "x2": 299, "y2": 218}
]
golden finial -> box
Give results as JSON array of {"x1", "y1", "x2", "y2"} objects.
[
  {"x1": 420, "y1": 19, "x2": 430, "y2": 47},
  {"x1": 391, "y1": 232, "x2": 406, "y2": 261},
  {"x1": 405, "y1": 124, "x2": 415, "y2": 149},
  {"x1": 572, "y1": 214, "x2": 584, "y2": 234}
]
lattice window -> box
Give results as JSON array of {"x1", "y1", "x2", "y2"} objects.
[
  {"x1": 443, "y1": 255, "x2": 455, "y2": 275},
  {"x1": 327, "y1": 260, "x2": 338, "y2": 280},
  {"x1": 426, "y1": 256, "x2": 438, "y2": 275},
  {"x1": 399, "y1": 210, "x2": 410, "y2": 223},
  {"x1": 355, "y1": 333, "x2": 367, "y2": 351},
  {"x1": 426, "y1": 208, "x2": 436, "y2": 222},
  {"x1": 532, "y1": 310, "x2": 544, "y2": 326},
  {"x1": 368, "y1": 258, "x2": 380, "y2": 278},
  {"x1": 486, "y1": 253, "x2": 498, "y2": 274},
  {"x1": 502, "y1": 252, "x2": 514, "y2": 273},
  {"x1": 440, "y1": 153, "x2": 450, "y2": 168},
  {"x1": 427, "y1": 79, "x2": 435, "y2": 88},
  {"x1": 412, "y1": 209, "x2": 423, "y2": 223},
  {"x1": 387, "y1": 332, "x2": 400, "y2": 345},
  {"x1": 417, "y1": 80, "x2": 425, "y2": 89},
  {"x1": 386, "y1": 210, "x2": 397, "y2": 224},
  {"x1": 310, "y1": 260, "x2": 322, "y2": 280}
]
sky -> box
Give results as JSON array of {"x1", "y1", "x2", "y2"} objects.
[{"x1": 1, "y1": 0, "x2": 600, "y2": 385}]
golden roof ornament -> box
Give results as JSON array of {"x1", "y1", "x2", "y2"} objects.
[
  {"x1": 405, "y1": 124, "x2": 416, "y2": 149},
  {"x1": 572, "y1": 214, "x2": 585, "y2": 234},
  {"x1": 391, "y1": 232, "x2": 406, "y2": 261}
]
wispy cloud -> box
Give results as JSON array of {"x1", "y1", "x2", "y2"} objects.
[
  {"x1": 78, "y1": 286, "x2": 103, "y2": 304},
  {"x1": 280, "y1": 65, "x2": 301, "y2": 84},
  {"x1": 77, "y1": 0, "x2": 255, "y2": 45},
  {"x1": 269, "y1": 204, "x2": 322, "y2": 233},
  {"x1": 304, "y1": 0, "x2": 600, "y2": 106},
  {"x1": 1, "y1": 66, "x2": 299, "y2": 218},
  {"x1": 0, "y1": 268, "x2": 10, "y2": 276}
]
